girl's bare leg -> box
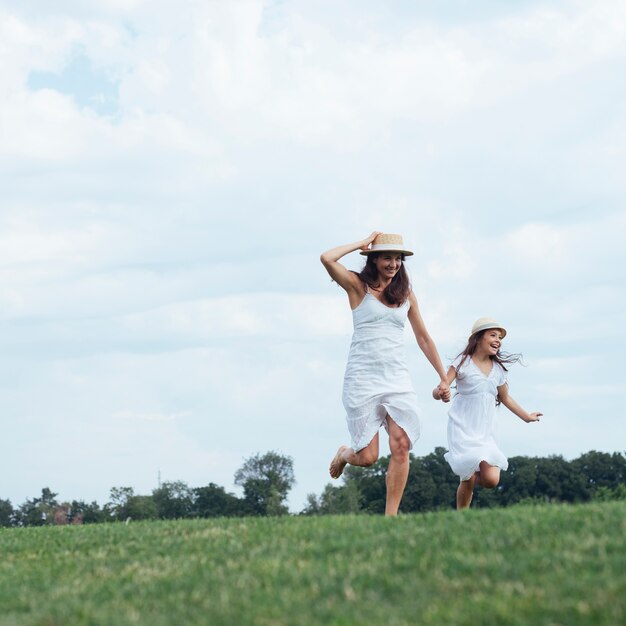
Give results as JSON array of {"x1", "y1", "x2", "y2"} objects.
[
  {"x1": 329, "y1": 433, "x2": 380, "y2": 478},
  {"x1": 476, "y1": 461, "x2": 500, "y2": 489},
  {"x1": 457, "y1": 462, "x2": 500, "y2": 509},
  {"x1": 457, "y1": 473, "x2": 477, "y2": 509}
]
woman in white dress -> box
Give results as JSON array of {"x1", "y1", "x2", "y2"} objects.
[
  {"x1": 433, "y1": 317, "x2": 542, "y2": 509},
  {"x1": 321, "y1": 232, "x2": 450, "y2": 516}
]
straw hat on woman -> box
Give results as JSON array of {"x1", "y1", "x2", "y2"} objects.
[{"x1": 320, "y1": 232, "x2": 450, "y2": 516}]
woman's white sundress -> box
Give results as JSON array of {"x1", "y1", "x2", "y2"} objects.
[
  {"x1": 342, "y1": 289, "x2": 420, "y2": 452},
  {"x1": 444, "y1": 355, "x2": 508, "y2": 480}
]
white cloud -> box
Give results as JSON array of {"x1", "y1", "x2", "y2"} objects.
[
  {"x1": 0, "y1": 215, "x2": 111, "y2": 265},
  {"x1": 119, "y1": 293, "x2": 351, "y2": 341},
  {"x1": 113, "y1": 410, "x2": 191, "y2": 422},
  {"x1": 426, "y1": 227, "x2": 478, "y2": 280},
  {"x1": 533, "y1": 383, "x2": 622, "y2": 399}
]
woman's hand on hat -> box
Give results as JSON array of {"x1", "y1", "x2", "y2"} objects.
[{"x1": 360, "y1": 231, "x2": 383, "y2": 251}]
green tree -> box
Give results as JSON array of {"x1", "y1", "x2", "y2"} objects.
[
  {"x1": 193, "y1": 483, "x2": 245, "y2": 518},
  {"x1": 421, "y1": 447, "x2": 459, "y2": 509},
  {"x1": 152, "y1": 480, "x2": 194, "y2": 519},
  {"x1": 300, "y1": 493, "x2": 321, "y2": 515},
  {"x1": 106, "y1": 487, "x2": 157, "y2": 521},
  {"x1": 234, "y1": 451, "x2": 295, "y2": 516},
  {"x1": 402, "y1": 448, "x2": 459, "y2": 512},
  {"x1": 498, "y1": 456, "x2": 539, "y2": 505},
  {"x1": 573, "y1": 451, "x2": 626, "y2": 494},
  {"x1": 304, "y1": 481, "x2": 362, "y2": 515},
  {"x1": 125, "y1": 495, "x2": 158, "y2": 520},
  {"x1": 16, "y1": 488, "x2": 59, "y2": 526},
  {"x1": 342, "y1": 461, "x2": 387, "y2": 514},
  {"x1": 401, "y1": 459, "x2": 438, "y2": 512},
  {"x1": 533, "y1": 456, "x2": 589, "y2": 503},
  {"x1": 0, "y1": 498, "x2": 14, "y2": 527},
  {"x1": 593, "y1": 484, "x2": 626, "y2": 501},
  {"x1": 70, "y1": 500, "x2": 106, "y2": 524},
  {"x1": 106, "y1": 487, "x2": 135, "y2": 521}
]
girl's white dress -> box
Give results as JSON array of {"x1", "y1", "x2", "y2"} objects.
[
  {"x1": 342, "y1": 290, "x2": 420, "y2": 452},
  {"x1": 444, "y1": 355, "x2": 508, "y2": 480}
]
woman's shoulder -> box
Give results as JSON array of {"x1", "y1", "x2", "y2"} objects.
[{"x1": 346, "y1": 270, "x2": 368, "y2": 291}]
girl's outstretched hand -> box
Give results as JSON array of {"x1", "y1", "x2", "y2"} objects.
[
  {"x1": 526, "y1": 412, "x2": 543, "y2": 422},
  {"x1": 360, "y1": 231, "x2": 383, "y2": 252}
]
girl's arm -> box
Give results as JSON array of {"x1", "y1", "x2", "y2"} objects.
[
  {"x1": 497, "y1": 384, "x2": 542, "y2": 422},
  {"x1": 320, "y1": 232, "x2": 381, "y2": 302},
  {"x1": 433, "y1": 366, "x2": 457, "y2": 402},
  {"x1": 407, "y1": 292, "x2": 449, "y2": 396}
]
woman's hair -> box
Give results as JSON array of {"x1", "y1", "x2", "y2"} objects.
[
  {"x1": 455, "y1": 330, "x2": 523, "y2": 405},
  {"x1": 355, "y1": 252, "x2": 410, "y2": 305}
]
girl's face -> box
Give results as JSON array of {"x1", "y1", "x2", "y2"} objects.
[
  {"x1": 478, "y1": 329, "x2": 504, "y2": 356},
  {"x1": 374, "y1": 253, "x2": 403, "y2": 280}
]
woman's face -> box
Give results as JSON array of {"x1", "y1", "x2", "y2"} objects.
[
  {"x1": 478, "y1": 329, "x2": 504, "y2": 356},
  {"x1": 374, "y1": 253, "x2": 403, "y2": 280}
]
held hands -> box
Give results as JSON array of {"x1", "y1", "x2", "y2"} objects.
[
  {"x1": 360, "y1": 231, "x2": 383, "y2": 252},
  {"x1": 433, "y1": 381, "x2": 451, "y2": 403}
]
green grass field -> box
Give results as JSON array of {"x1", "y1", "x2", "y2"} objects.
[{"x1": 1, "y1": 501, "x2": 625, "y2": 626}]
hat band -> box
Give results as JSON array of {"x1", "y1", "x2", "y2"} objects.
[
  {"x1": 472, "y1": 324, "x2": 506, "y2": 336},
  {"x1": 368, "y1": 243, "x2": 409, "y2": 252}
]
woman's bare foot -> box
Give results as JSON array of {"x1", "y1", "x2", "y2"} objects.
[{"x1": 329, "y1": 445, "x2": 349, "y2": 478}]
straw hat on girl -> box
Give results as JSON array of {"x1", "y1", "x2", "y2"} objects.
[{"x1": 470, "y1": 317, "x2": 507, "y2": 338}]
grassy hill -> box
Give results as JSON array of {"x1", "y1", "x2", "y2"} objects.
[{"x1": 1, "y1": 501, "x2": 625, "y2": 625}]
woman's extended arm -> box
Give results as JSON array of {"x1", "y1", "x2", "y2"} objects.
[
  {"x1": 497, "y1": 384, "x2": 542, "y2": 422},
  {"x1": 407, "y1": 292, "x2": 449, "y2": 396}
]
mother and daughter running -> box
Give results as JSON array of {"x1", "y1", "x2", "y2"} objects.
[{"x1": 320, "y1": 232, "x2": 542, "y2": 515}]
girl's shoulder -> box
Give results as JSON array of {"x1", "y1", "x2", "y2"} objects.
[{"x1": 450, "y1": 354, "x2": 468, "y2": 374}]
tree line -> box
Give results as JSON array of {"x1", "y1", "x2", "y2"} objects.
[
  {"x1": 1, "y1": 448, "x2": 625, "y2": 526},
  {"x1": 0, "y1": 451, "x2": 295, "y2": 527},
  {"x1": 304, "y1": 448, "x2": 626, "y2": 515}
]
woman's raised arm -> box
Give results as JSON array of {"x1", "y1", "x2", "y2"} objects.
[{"x1": 320, "y1": 231, "x2": 381, "y2": 293}]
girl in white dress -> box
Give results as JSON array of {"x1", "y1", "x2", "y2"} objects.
[
  {"x1": 433, "y1": 317, "x2": 542, "y2": 509},
  {"x1": 321, "y1": 232, "x2": 450, "y2": 516}
]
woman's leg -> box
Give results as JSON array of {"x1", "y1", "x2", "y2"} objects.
[
  {"x1": 329, "y1": 433, "x2": 380, "y2": 478},
  {"x1": 385, "y1": 415, "x2": 410, "y2": 516}
]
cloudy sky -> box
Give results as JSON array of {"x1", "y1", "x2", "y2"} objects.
[{"x1": 1, "y1": 0, "x2": 624, "y2": 512}]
